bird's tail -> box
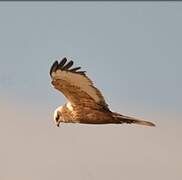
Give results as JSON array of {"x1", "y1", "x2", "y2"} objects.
[{"x1": 112, "y1": 112, "x2": 155, "y2": 127}]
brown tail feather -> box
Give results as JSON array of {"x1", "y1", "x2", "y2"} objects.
[{"x1": 112, "y1": 113, "x2": 155, "y2": 127}]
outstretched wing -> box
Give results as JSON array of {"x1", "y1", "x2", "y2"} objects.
[{"x1": 50, "y1": 57, "x2": 109, "y2": 111}]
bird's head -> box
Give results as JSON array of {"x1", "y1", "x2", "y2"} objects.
[{"x1": 53, "y1": 106, "x2": 63, "y2": 127}]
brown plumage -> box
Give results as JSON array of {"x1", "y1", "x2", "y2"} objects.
[{"x1": 50, "y1": 57, "x2": 155, "y2": 127}]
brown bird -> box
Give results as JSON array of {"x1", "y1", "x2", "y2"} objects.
[{"x1": 50, "y1": 57, "x2": 155, "y2": 127}]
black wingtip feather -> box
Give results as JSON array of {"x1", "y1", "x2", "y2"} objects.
[
  {"x1": 70, "y1": 67, "x2": 81, "y2": 72},
  {"x1": 58, "y1": 57, "x2": 67, "y2": 69},
  {"x1": 77, "y1": 71, "x2": 86, "y2": 75},
  {"x1": 50, "y1": 61, "x2": 58, "y2": 76},
  {"x1": 62, "y1": 60, "x2": 74, "y2": 70}
]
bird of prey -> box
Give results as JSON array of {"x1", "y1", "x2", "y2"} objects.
[{"x1": 50, "y1": 57, "x2": 155, "y2": 127}]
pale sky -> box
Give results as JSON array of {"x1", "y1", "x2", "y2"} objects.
[{"x1": 0, "y1": 2, "x2": 182, "y2": 180}]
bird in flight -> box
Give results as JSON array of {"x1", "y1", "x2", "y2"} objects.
[{"x1": 50, "y1": 57, "x2": 155, "y2": 127}]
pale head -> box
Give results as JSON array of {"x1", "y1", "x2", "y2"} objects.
[{"x1": 53, "y1": 106, "x2": 63, "y2": 127}]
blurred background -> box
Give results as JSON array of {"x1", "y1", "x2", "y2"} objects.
[{"x1": 0, "y1": 2, "x2": 181, "y2": 180}]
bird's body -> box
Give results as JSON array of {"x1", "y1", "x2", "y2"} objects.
[
  {"x1": 50, "y1": 57, "x2": 155, "y2": 127},
  {"x1": 59, "y1": 102, "x2": 113, "y2": 124}
]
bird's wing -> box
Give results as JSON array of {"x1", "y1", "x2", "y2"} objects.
[{"x1": 50, "y1": 58, "x2": 109, "y2": 110}]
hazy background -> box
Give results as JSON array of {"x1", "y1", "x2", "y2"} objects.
[{"x1": 0, "y1": 2, "x2": 181, "y2": 180}]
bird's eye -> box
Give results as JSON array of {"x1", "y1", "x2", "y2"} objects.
[{"x1": 55, "y1": 114, "x2": 59, "y2": 121}]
